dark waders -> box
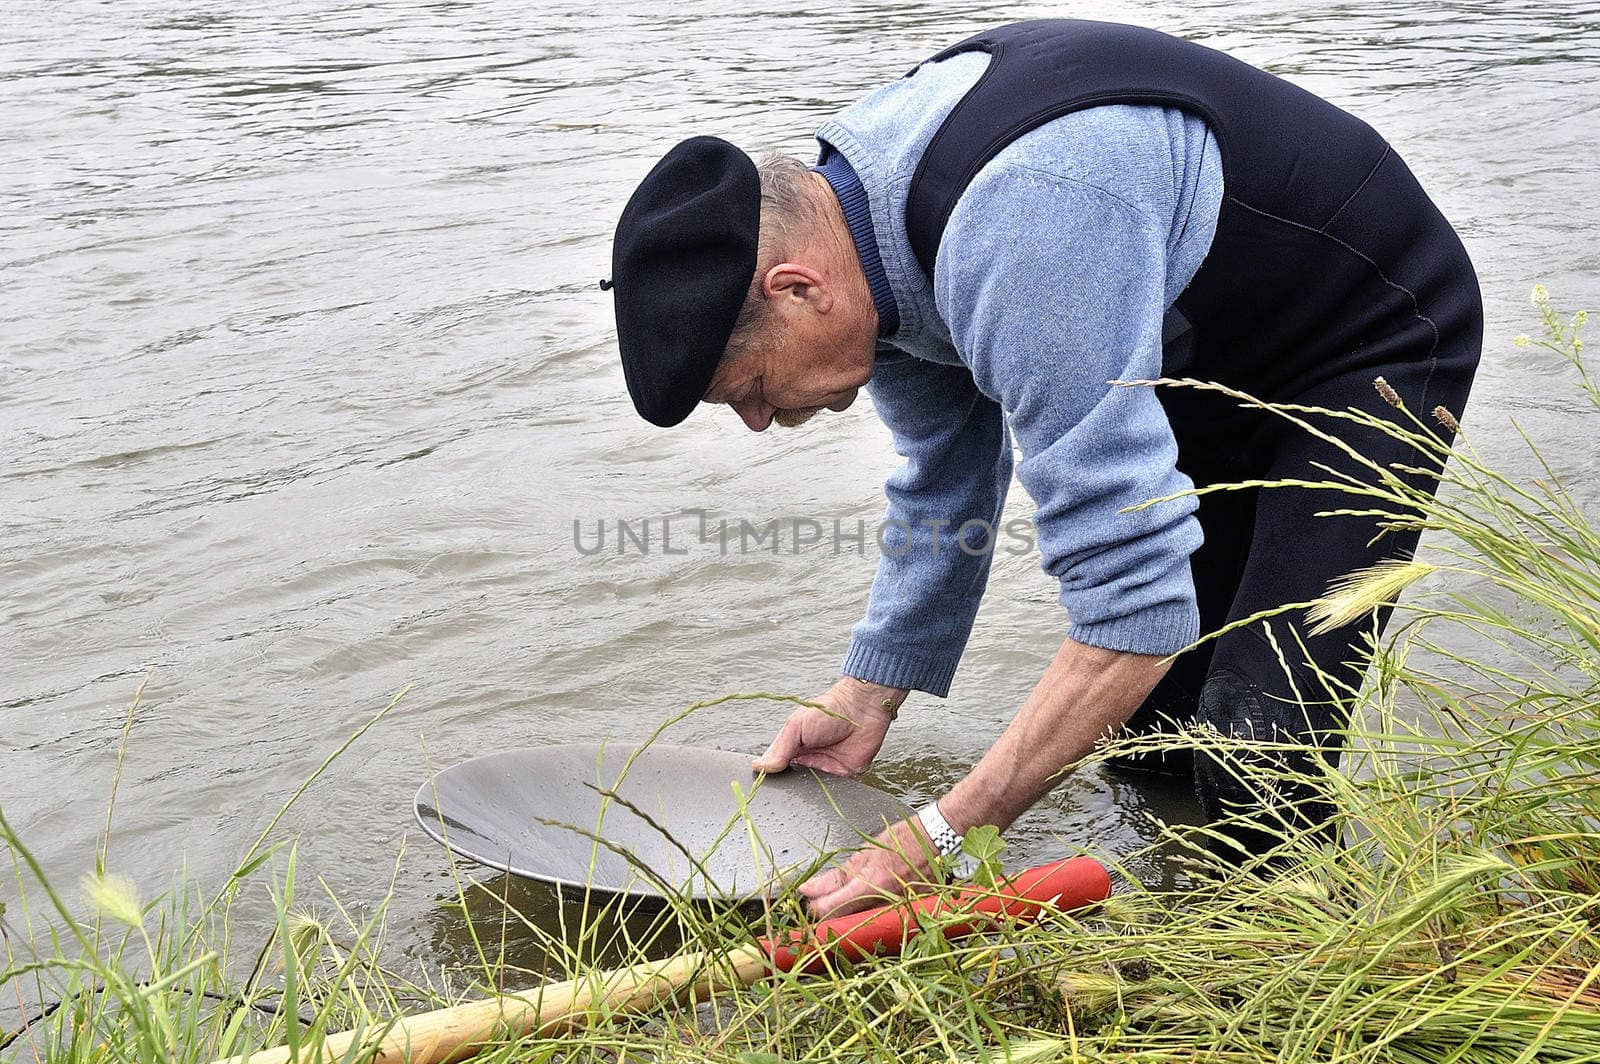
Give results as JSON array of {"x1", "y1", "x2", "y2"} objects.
[{"x1": 904, "y1": 20, "x2": 1483, "y2": 857}]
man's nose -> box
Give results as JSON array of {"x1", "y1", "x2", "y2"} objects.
[{"x1": 730, "y1": 399, "x2": 775, "y2": 432}]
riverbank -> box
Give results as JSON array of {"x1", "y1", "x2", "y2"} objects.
[{"x1": 5, "y1": 294, "x2": 1596, "y2": 1061}]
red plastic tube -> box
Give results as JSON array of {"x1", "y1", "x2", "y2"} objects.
[{"x1": 761, "y1": 855, "x2": 1112, "y2": 975}]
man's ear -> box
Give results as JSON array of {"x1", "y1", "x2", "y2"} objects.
[{"x1": 763, "y1": 262, "x2": 835, "y2": 313}]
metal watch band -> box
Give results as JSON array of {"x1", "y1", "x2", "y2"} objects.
[{"x1": 916, "y1": 800, "x2": 964, "y2": 858}]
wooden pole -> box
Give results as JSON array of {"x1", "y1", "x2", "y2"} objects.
[{"x1": 215, "y1": 856, "x2": 1110, "y2": 1064}]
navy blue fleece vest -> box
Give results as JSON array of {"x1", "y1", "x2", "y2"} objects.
[{"x1": 904, "y1": 20, "x2": 1465, "y2": 406}]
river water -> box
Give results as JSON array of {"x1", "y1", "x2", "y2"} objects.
[{"x1": 3, "y1": 0, "x2": 1598, "y2": 974}]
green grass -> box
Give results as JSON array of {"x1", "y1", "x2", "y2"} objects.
[{"x1": 4, "y1": 289, "x2": 1597, "y2": 1063}]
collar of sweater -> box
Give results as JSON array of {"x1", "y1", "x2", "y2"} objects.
[{"x1": 813, "y1": 147, "x2": 900, "y2": 338}]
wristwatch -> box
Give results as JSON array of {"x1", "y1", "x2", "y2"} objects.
[{"x1": 916, "y1": 799, "x2": 964, "y2": 859}]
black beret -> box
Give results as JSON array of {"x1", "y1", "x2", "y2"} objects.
[{"x1": 608, "y1": 136, "x2": 760, "y2": 427}]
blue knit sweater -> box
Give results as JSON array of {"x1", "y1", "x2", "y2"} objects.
[{"x1": 817, "y1": 51, "x2": 1224, "y2": 697}]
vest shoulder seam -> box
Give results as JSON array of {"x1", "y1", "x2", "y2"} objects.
[
  {"x1": 1319, "y1": 144, "x2": 1392, "y2": 233},
  {"x1": 1223, "y1": 196, "x2": 1441, "y2": 360}
]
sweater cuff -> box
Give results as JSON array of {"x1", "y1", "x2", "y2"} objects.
[
  {"x1": 1067, "y1": 600, "x2": 1200, "y2": 658},
  {"x1": 841, "y1": 640, "x2": 959, "y2": 698}
]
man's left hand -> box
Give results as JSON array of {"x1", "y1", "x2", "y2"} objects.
[{"x1": 797, "y1": 816, "x2": 941, "y2": 918}]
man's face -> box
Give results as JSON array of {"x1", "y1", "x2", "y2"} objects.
[
  {"x1": 702, "y1": 248, "x2": 877, "y2": 432},
  {"x1": 704, "y1": 310, "x2": 872, "y2": 431}
]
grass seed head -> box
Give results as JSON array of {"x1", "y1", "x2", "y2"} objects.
[
  {"x1": 81, "y1": 872, "x2": 143, "y2": 929},
  {"x1": 1307, "y1": 558, "x2": 1436, "y2": 636},
  {"x1": 1373, "y1": 376, "x2": 1403, "y2": 408}
]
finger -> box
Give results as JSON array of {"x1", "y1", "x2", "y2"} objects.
[
  {"x1": 798, "y1": 865, "x2": 845, "y2": 900},
  {"x1": 751, "y1": 718, "x2": 803, "y2": 774},
  {"x1": 803, "y1": 856, "x2": 896, "y2": 917},
  {"x1": 808, "y1": 878, "x2": 889, "y2": 920},
  {"x1": 790, "y1": 753, "x2": 859, "y2": 778}
]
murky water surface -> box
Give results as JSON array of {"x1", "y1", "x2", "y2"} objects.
[{"x1": 4, "y1": 0, "x2": 1598, "y2": 972}]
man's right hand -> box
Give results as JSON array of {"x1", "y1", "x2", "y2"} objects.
[{"x1": 750, "y1": 677, "x2": 906, "y2": 777}]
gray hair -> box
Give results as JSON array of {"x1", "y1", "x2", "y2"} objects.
[{"x1": 723, "y1": 153, "x2": 825, "y2": 362}]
